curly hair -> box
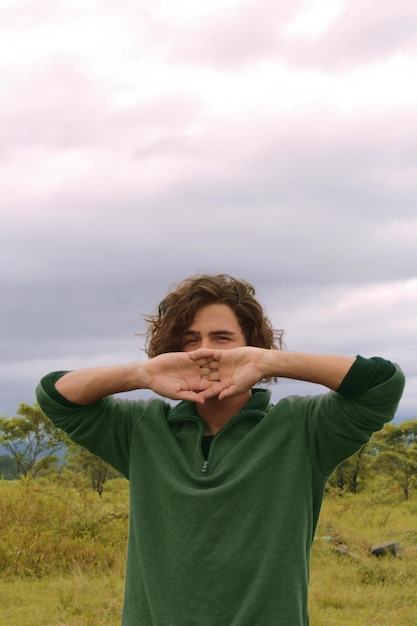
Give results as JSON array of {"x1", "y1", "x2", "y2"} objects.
[{"x1": 144, "y1": 275, "x2": 283, "y2": 382}]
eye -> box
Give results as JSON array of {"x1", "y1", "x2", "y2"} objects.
[{"x1": 184, "y1": 337, "x2": 199, "y2": 346}]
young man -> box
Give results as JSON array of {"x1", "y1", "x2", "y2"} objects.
[{"x1": 36, "y1": 274, "x2": 405, "y2": 626}]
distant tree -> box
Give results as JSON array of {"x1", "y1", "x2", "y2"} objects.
[
  {"x1": 329, "y1": 445, "x2": 371, "y2": 493},
  {"x1": 66, "y1": 442, "x2": 120, "y2": 496},
  {"x1": 0, "y1": 453, "x2": 18, "y2": 479},
  {"x1": 372, "y1": 420, "x2": 417, "y2": 500},
  {"x1": 0, "y1": 403, "x2": 68, "y2": 477}
]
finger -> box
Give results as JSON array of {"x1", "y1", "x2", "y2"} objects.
[
  {"x1": 217, "y1": 384, "x2": 240, "y2": 400},
  {"x1": 197, "y1": 359, "x2": 220, "y2": 370},
  {"x1": 199, "y1": 367, "x2": 220, "y2": 381},
  {"x1": 205, "y1": 371, "x2": 220, "y2": 381},
  {"x1": 188, "y1": 349, "x2": 220, "y2": 361},
  {"x1": 198, "y1": 382, "x2": 224, "y2": 400},
  {"x1": 176, "y1": 390, "x2": 206, "y2": 404},
  {"x1": 195, "y1": 378, "x2": 220, "y2": 391}
]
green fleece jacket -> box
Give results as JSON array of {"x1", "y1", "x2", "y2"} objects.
[{"x1": 36, "y1": 362, "x2": 405, "y2": 626}]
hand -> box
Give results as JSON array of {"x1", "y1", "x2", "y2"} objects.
[
  {"x1": 197, "y1": 350, "x2": 358, "y2": 398},
  {"x1": 191, "y1": 347, "x2": 269, "y2": 401},
  {"x1": 143, "y1": 351, "x2": 220, "y2": 404}
]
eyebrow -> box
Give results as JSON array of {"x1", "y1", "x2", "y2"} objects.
[{"x1": 183, "y1": 330, "x2": 238, "y2": 337}]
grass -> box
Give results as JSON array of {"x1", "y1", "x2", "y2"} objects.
[
  {"x1": 1, "y1": 477, "x2": 417, "y2": 625},
  {"x1": 0, "y1": 473, "x2": 129, "y2": 579},
  {"x1": 0, "y1": 573, "x2": 124, "y2": 626},
  {"x1": 0, "y1": 475, "x2": 127, "y2": 625},
  {"x1": 310, "y1": 490, "x2": 417, "y2": 625}
]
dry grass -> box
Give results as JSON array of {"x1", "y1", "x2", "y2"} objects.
[
  {"x1": 1, "y1": 477, "x2": 417, "y2": 625},
  {"x1": 0, "y1": 573, "x2": 124, "y2": 626},
  {"x1": 0, "y1": 474, "x2": 128, "y2": 579},
  {"x1": 310, "y1": 490, "x2": 417, "y2": 625}
]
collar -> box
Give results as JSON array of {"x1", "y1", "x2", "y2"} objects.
[{"x1": 167, "y1": 388, "x2": 272, "y2": 424}]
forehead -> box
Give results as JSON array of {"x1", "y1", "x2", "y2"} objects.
[{"x1": 188, "y1": 303, "x2": 242, "y2": 330}]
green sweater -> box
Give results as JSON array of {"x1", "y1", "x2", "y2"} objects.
[{"x1": 36, "y1": 361, "x2": 405, "y2": 626}]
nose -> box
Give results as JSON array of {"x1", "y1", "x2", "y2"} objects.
[{"x1": 200, "y1": 337, "x2": 211, "y2": 349}]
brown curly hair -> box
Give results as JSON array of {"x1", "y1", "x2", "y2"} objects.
[{"x1": 144, "y1": 274, "x2": 283, "y2": 380}]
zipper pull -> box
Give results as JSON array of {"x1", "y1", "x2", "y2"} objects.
[{"x1": 201, "y1": 460, "x2": 209, "y2": 473}]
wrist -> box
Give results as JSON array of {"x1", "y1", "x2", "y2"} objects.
[
  {"x1": 127, "y1": 361, "x2": 152, "y2": 391},
  {"x1": 261, "y1": 349, "x2": 282, "y2": 379}
]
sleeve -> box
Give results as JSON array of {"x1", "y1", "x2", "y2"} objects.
[
  {"x1": 36, "y1": 372, "x2": 163, "y2": 479},
  {"x1": 40, "y1": 371, "x2": 84, "y2": 407},
  {"x1": 336, "y1": 355, "x2": 396, "y2": 396},
  {"x1": 288, "y1": 361, "x2": 406, "y2": 477}
]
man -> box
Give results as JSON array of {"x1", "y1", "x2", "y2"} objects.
[{"x1": 36, "y1": 274, "x2": 405, "y2": 626}]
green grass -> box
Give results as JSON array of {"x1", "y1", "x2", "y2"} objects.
[{"x1": 1, "y1": 477, "x2": 417, "y2": 625}]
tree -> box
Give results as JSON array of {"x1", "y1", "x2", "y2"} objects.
[
  {"x1": 372, "y1": 420, "x2": 417, "y2": 500},
  {"x1": 0, "y1": 454, "x2": 18, "y2": 479},
  {"x1": 329, "y1": 445, "x2": 371, "y2": 493},
  {"x1": 0, "y1": 403, "x2": 68, "y2": 477},
  {"x1": 66, "y1": 443, "x2": 120, "y2": 496}
]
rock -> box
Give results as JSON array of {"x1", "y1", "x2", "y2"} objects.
[
  {"x1": 332, "y1": 544, "x2": 360, "y2": 560},
  {"x1": 371, "y1": 541, "x2": 401, "y2": 557}
]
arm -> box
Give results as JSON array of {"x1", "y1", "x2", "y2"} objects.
[
  {"x1": 55, "y1": 363, "x2": 149, "y2": 404},
  {"x1": 55, "y1": 352, "x2": 220, "y2": 405},
  {"x1": 53, "y1": 347, "x2": 396, "y2": 405},
  {"x1": 263, "y1": 351, "x2": 356, "y2": 390},
  {"x1": 195, "y1": 347, "x2": 357, "y2": 400}
]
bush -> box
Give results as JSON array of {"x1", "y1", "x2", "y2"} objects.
[{"x1": 0, "y1": 476, "x2": 129, "y2": 579}]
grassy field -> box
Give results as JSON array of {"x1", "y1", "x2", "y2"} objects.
[
  {"x1": 1, "y1": 476, "x2": 416, "y2": 625},
  {"x1": 310, "y1": 490, "x2": 417, "y2": 625}
]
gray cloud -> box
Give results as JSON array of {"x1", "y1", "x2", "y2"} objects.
[{"x1": 1, "y1": 0, "x2": 415, "y2": 422}]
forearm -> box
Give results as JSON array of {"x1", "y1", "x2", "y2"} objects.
[
  {"x1": 55, "y1": 363, "x2": 149, "y2": 405},
  {"x1": 53, "y1": 351, "x2": 219, "y2": 406},
  {"x1": 263, "y1": 351, "x2": 356, "y2": 390}
]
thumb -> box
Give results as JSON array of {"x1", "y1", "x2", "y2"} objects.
[{"x1": 217, "y1": 385, "x2": 240, "y2": 401}]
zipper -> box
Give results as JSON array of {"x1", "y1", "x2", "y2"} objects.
[
  {"x1": 198, "y1": 411, "x2": 250, "y2": 474},
  {"x1": 200, "y1": 424, "x2": 211, "y2": 474},
  {"x1": 169, "y1": 404, "x2": 265, "y2": 476}
]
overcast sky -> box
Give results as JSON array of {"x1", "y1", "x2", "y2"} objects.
[{"x1": 1, "y1": 0, "x2": 416, "y2": 422}]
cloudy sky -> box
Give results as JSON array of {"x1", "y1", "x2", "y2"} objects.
[{"x1": 1, "y1": 0, "x2": 416, "y2": 422}]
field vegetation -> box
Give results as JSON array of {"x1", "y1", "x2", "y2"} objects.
[
  {"x1": 1, "y1": 405, "x2": 417, "y2": 624},
  {"x1": 1, "y1": 475, "x2": 417, "y2": 624},
  {"x1": 0, "y1": 475, "x2": 127, "y2": 626}
]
